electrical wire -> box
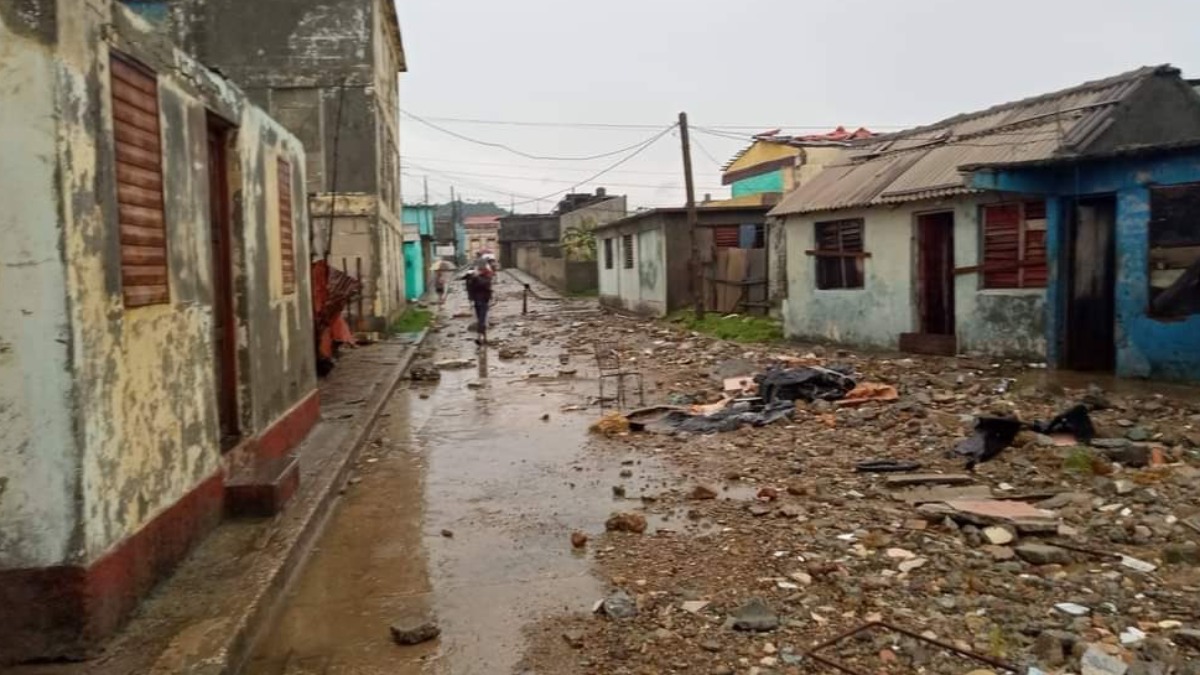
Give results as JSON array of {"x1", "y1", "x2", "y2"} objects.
[
  {"x1": 409, "y1": 113, "x2": 911, "y2": 131},
  {"x1": 690, "y1": 135, "x2": 727, "y2": 168},
  {"x1": 511, "y1": 124, "x2": 678, "y2": 206},
  {"x1": 400, "y1": 154, "x2": 686, "y2": 177},
  {"x1": 402, "y1": 109, "x2": 678, "y2": 162},
  {"x1": 404, "y1": 162, "x2": 722, "y2": 191}
]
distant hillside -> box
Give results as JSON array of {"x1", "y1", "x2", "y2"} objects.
[{"x1": 433, "y1": 200, "x2": 509, "y2": 220}]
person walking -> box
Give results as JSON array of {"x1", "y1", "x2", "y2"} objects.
[
  {"x1": 464, "y1": 258, "x2": 495, "y2": 345},
  {"x1": 430, "y1": 258, "x2": 453, "y2": 305}
]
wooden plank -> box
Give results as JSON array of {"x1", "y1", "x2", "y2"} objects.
[
  {"x1": 120, "y1": 244, "x2": 167, "y2": 266},
  {"x1": 110, "y1": 78, "x2": 158, "y2": 116},
  {"x1": 1150, "y1": 245, "x2": 1200, "y2": 268},
  {"x1": 114, "y1": 123, "x2": 161, "y2": 154},
  {"x1": 116, "y1": 162, "x2": 162, "y2": 191},
  {"x1": 122, "y1": 264, "x2": 168, "y2": 286},
  {"x1": 117, "y1": 183, "x2": 163, "y2": 210},
  {"x1": 110, "y1": 58, "x2": 157, "y2": 94},
  {"x1": 123, "y1": 284, "x2": 169, "y2": 308},
  {"x1": 112, "y1": 105, "x2": 160, "y2": 135},
  {"x1": 119, "y1": 203, "x2": 164, "y2": 229},
  {"x1": 115, "y1": 141, "x2": 162, "y2": 173},
  {"x1": 119, "y1": 224, "x2": 165, "y2": 247},
  {"x1": 804, "y1": 250, "x2": 872, "y2": 258}
]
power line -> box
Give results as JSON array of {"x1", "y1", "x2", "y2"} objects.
[
  {"x1": 513, "y1": 124, "x2": 678, "y2": 206},
  {"x1": 402, "y1": 109, "x2": 678, "y2": 162},
  {"x1": 400, "y1": 154, "x2": 686, "y2": 177},
  {"x1": 409, "y1": 113, "x2": 911, "y2": 131},
  {"x1": 404, "y1": 162, "x2": 723, "y2": 191},
  {"x1": 690, "y1": 135, "x2": 727, "y2": 168}
]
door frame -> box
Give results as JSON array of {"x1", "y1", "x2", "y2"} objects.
[
  {"x1": 1061, "y1": 194, "x2": 1118, "y2": 371},
  {"x1": 207, "y1": 114, "x2": 241, "y2": 449},
  {"x1": 913, "y1": 209, "x2": 956, "y2": 335}
]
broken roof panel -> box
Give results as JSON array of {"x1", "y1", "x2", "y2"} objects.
[{"x1": 771, "y1": 65, "x2": 1188, "y2": 217}]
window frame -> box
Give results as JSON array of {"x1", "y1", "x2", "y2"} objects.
[
  {"x1": 1148, "y1": 182, "x2": 1200, "y2": 318},
  {"x1": 812, "y1": 218, "x2": 865, "y2": 290},
  {"x1": 603, "y1": 237, "x2": 614, "y2": 269},
  {"x1": 621, "y1": 233, "x2": 634, "y2": 269},
  {"x1": 110, "y1": 51, "x2": 170, "y2": 308},
  {"x1": 979, "y1": 200, "x2": 1048, "y2": 290}
]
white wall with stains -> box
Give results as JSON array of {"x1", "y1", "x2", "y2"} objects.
[{"x1": 0, "y1": 10, "x2": 80, "y2": 569}]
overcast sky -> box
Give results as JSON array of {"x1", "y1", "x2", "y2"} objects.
[{"x1": 394, "y1": 0, "x2": 1200, "y2": 212}]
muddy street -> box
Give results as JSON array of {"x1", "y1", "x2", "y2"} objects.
[{"x1": 246, "y1": 278, "x2": 659, "y2": 674}]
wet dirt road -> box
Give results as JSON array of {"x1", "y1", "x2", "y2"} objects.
[{"x1": 247, "y1": 284, "x2": 659, "y2": 674}]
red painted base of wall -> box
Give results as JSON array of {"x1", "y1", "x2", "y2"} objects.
[
  {"x1": 0, "y1": 470, "x2": 225, "y2": 664},
  {"x1": 256, "y1": 390, "x2": 320, "y2": 460}
]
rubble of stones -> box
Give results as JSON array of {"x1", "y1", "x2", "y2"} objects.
[{"x1": 523, "y1": 311, "x2": 1200, "y2": 675}]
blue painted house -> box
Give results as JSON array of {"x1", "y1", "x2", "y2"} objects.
[
  {"x1": 401, "y1": 204, "x2": 436, "y2": 301},
  {"x1": 770, "y1": 65, "x2": 1200, "y2": 382}
]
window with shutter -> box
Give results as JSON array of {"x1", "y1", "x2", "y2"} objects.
[
  {"x1": 622, "y1": 234, "x2": 634, "y2": 269},
  {"x1": 814, "y1": 219, "x2": 865, "y2": 289},
  {"x1": 110, "y1": 53, "x2": 169, "y2": 308},
  {"x1": 981, "y1": 201, "x2": 1048, "y2": 289},
  {"x1": 713, "y1": 226, "x2": 740, "y2": 248},
  {"x1": 278, "y1": 158, "x2": 296, "y2": 294}
]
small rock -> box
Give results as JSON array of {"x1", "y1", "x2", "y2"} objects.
[
  {"x1": 981, "y1": 545, "x2": 1015, "y2": 561},
  {"x1": 440, "y1": 529, "x2": 454, "y2": 538},
  {"x1": 619, "y1": 469, "x2": 633, "y2": 478},
  {"x1": 1093, "y1": 438, "x2": 1132, "y2": 449},
  {"x1": 729, "y1": 598, "x2": 779, "y2": 632},
  {"x1": 700, "y1": 640, "x2": 722, "y2": 653},
  {"x1": 1101, "y1": 445, "x2": 1151, "y2": 468},
  {"x1": 983, "y1": 526, "x2": 1015, "y2": 545},
  {"x1": 1163, "y1": 542, "x2": 1200, "y2": 565},
  {"x1": 886, "y1": 547, "x2": 917, "y2": 560},
  {"x1": 605, "y1": 512, "x2": 647, "y2": 534},
  {"x1": 597, "y1": 589, "x2": 638, "y2": 619},
  {"x1": 1016, "y1": 543, "x2": 1073, "y2": 566},
  {"x1": 681, "y1": 600, "x2": 710, "y2": 614},
  {"x1": 756, "y1": 486, "x2": 779, "y2": 501},
  {"x1": 787, "y1": 571, "x2": 813, "y2": 586},
  {"x1": 390, "y1": 619, "x2": 440, "y2": 645},
  {"x1": 571, "y1": 531, "x2": 588, "y2": 548},
  {"x1": 1080, "y1": 643, "x2": 1129, "y2": 674},
  {"x1": 747, "y1": 504, "x2": 772, "y2": 517},
  {"x1": 562, "y1": 629, "x2": 585, "y2": 648},
  {"x1": 1034, "y1": 630, "x2": 1078, "y2": 667},
  {"x1": 1174, "y1": 629, "x2": 1200, "y2": 651},
  {"x1": 1055, "y1": 602, "x2": 1091, "y2": 616},
  {"x1": 1114, "y1": 479, "x2": 1135, "y2": 495},
  {"x1": 1126, "y1": 427, "x2": 1151, "y2": 442},
  {"x1": 540, "y1": 413, "x2": 550, "y2": 421},
  {"x1": 611, "y1": 485, "x2": 626, "y2": 498},
  {"x1": 898, "y1": 557, "x2": 928, "y2": 573},
  {"x1": 690, "y1": 485, "x2": 718, "y2": 500}
]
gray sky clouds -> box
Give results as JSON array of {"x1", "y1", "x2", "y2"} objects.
[{"x1": 395, "y1": 0, "x2": 1200, "y2": 211}]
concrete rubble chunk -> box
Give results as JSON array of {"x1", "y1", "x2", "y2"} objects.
[
  {"x1": 1174, "y1": 629, "x2": 1200, "y2": 651},
  {"x1": 1017, "y1": 544, "x2": 1074, "y2": 566},
  {"x1": 885, "y1": 473, "x2": 975, "y2": 487},
  {"x1": 1080, "y1": 643, "x2": 1129, "y2": 675},
  {"x1": 728, "y1": 598, "x2": 779, "y2": 632},
  {"x1": 597, "y1": 589, "x2": 638, "y2": 619},
  {"x1": 390, "y1": 619, "x2": 441, "y2": 645},
  {"x1": 894, "y1": 484, "x2": 993, "y2": 504},
  {"x1": 982, "y1": 526, "x2": 1015, "y2": 545}
]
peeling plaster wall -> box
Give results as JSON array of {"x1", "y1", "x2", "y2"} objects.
[
  {"x1": 781, "y1": 196, "x2": 1046, "y2": 355},
  {"x1": 597, "y1": 217, "x2": 669, "y2": 317},
  {"x1": 0, "y1": 7, "x2": 80, "y2": 569},
  {"x1": 44, "y1": 0, "x2": 316, "y2": 561},
  {"x1": 168, "y1": 0, "x2": 404, "y2": 330}
]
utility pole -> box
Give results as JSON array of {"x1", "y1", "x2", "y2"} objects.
[
  {"x1": 423, "y1": 176, "x2": 429, "y2": 206},
  {"x1": 680, "y1": 111, "x2": 703, "y2": 318}
]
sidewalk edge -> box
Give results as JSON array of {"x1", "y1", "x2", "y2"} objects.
[{"x1": 224, "y1": 329, "x2": 429, "y2": 674}]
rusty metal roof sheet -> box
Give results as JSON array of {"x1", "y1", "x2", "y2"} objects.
[{"x1": 771, "y1": 65, "x2": 1179, "y2": 217}]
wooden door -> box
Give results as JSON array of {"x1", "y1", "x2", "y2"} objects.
[
  {"x1": 1065, "y1": 196, "x2": 1117, "y2": 371},
  {"x1": 916, "y1": 212, "x2": 955, "y2": 335},
  {"x1": 207, "y1": 120, "x2": 239, "y2": 447}
]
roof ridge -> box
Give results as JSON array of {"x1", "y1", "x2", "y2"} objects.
[{"x1": 872, "y1": 65, "x2": 1174, "y2": 142}]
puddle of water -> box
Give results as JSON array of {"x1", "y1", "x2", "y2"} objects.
[{"x1": 247, "y1": 300, "x2": 658, "y2": 675}]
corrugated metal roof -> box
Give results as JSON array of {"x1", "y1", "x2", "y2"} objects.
[{"x1": 770, "y1": 65, "x2": 1178, "y2": 216}]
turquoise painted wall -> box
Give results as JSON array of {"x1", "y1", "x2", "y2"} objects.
[
  {"x1": 401, "y1": 204, "x2": 436, "y2": 237},
  {"x1": 972, "y1": 152, "x2": 1200, "y2": 381},
  {"x1": 732, "y1": 170, "x2": 784, "y2": 198},
  {"x1": 403, "y1": 241, "x2": 424, "y2": 300}
]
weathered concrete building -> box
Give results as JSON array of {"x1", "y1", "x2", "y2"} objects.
[
  {"x1": 594, "y1": 205, "x2": 771, "y2": 316},
  {"x1": 0, "y1": 0, "x2": 318, "y2": 661},
  {"x1": 163, "y1": 0, "x2": 408, "y2": 331},
  {"x1": 770, "y1": 66, "x2": 1200, "y2": 380},
  {"x1": 464, "y1": 215, "x2": 502, "y2": 259},
  {"x1": 499, "y1": 189, "x2": 628, "y2": 293}
]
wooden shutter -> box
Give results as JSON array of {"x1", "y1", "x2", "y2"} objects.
[
  {"x1": 983, "y1": 204, "x2": 1020, "y2": 288},
  {"x1": 278, "y1": 158, "x2": 295, "y2": 294},
  {"x1": 713, "y1": 226, "x2": 740, "y2": 248},
  {"x1": 111, "y1": 54, "x2": 168, "y2": 307},
  {"x1": 622, "y1": 234, "x2": 634, "y2": 269},
  {"x1": 1022, "y1": 201, "x2": 1048, "y2": 287}
]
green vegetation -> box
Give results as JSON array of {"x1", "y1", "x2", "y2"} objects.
[
  {"x1": 392, "y1": 308, "x2": 433, "y2": 334},
  {"x1": 671, "y1": 311, "x2": 783, "y2": 344},
  {"x1": 1062, "y1": 446, "x2": 1095, "y2": 474}
]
